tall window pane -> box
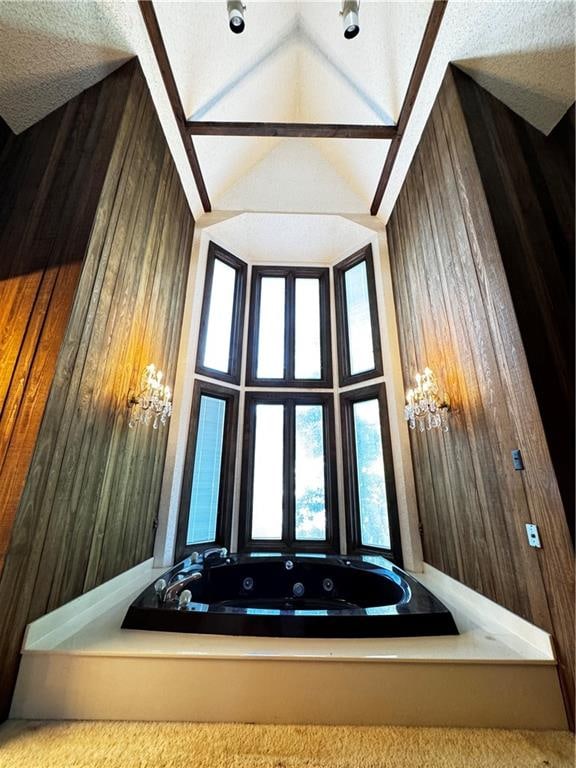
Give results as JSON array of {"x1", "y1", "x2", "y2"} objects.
[
  {"x1": 203, "y1": 259, "x2": 236, "y2": 372},
  {"x1": 252, "y1": 404, "x2": 284, "y2": 539},
  {"x1": 295, "y1": 278, "x2": 321, "y2": 379},
  {"x1": 353, "y1": 399, "x2": 390, "y2": 549},
  {"x1": 295, "y1": 405, "x2": 326, "y2": 540},
  {"x1": 345, "y1": 261, "x2": 375, "y2": 375},
  {"x1": 187, "y1": 396, "x2": 226, "y2": 544},
  {"x1": 257, "y1": 278, "x2": 285, "y2": 378}
]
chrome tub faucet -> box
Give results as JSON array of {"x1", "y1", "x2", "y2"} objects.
[
  {"x1": 163, "y1": 570, "x2": 202, "y2": 603},
  {"x1": 202, "y1": 547, "x2": 228, "y2": 563}
]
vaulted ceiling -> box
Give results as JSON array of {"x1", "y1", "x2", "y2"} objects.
[{"x1": 0, "y1": 1, "x2": 574, "y2": 220}]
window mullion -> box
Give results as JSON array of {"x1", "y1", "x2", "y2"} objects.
[
  {"x1": 322, "y1": 400, "x2": 333, "y2": 546},
  {"x1": 246, "y1": 275, "x2": 259, "y2": 384},
  {"x1": 242, "y1": 398, "x2": 256, "y2": 548},
  {"x1": 285, "y1": 274, "x2": 295, "y2": 382},
  {"x1": 342, "y1": 398, "x2": 360, "y2": 549},
  {"x1": 284, "y1": 400, "x2": 295, "y2": 544},
  {"x1": 320, "y1": 271, "x2": 332, "y2": 384},
  {"x1": 349, "y1": 404, "x2": 362, "y2": 548}
]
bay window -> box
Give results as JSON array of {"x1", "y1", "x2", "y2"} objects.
[
  {"x1": 196, "y1": 242, "x2": 247, "y2": 384},
  {"x1": 334, "y1": 245, "x2": 383, "y2": 386},
  {"x1": 239, "y1": 393, "x2": 338, "y2": 551},
  {"x1": 340, "y1": 383, "x2": 401, "y2": 558},
  {"x1": 178, "y1": 240, "x2": 401, "y2": 563},
  {"x1": 246, "y1": 267, "x2": 332, "y2": 387},
  {"x1": 175, "y1": 381, "x2": 239, "y2": 560}
]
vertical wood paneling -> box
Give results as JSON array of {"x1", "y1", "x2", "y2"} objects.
[
  {"x1": 0, "y1": 66, "x2": 131, "y2": 574},
  {"x1": 452, "y1": 69, "x2": 574, "y2": 533},
  {"x1": 388, "y1": 65, "x2": 574, "y2": 726},
  {"x1": 0, "y1": 59, "x2": 194, "y2": 721}
]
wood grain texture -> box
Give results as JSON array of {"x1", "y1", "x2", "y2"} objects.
[
  {"x1": 188, "y1": 122, "x2": 397, "y2": 139},
  {"x1": 387, "y1": 65, "x2": 574, "y2": 726},
  {"x1": 452, "y1": 68, "x2": 574, "y2": 534},
  {"x1": 0, "y1": 59, "x2": 194, "y2": 721},
  {"x1": 0, "y1": 65, "x2": 131, "y2": 574}
]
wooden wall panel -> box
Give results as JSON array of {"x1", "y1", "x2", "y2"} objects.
[
  {"x1": 388, "y1": 65, "x2": 574, "y2": 725},
  {"x1": 452, "y1": 70, "x2": 574, "y2": 533},
  {"x1": 0, "y1": 67, "x2": 130, "y2": 574},
  {"x1": 0, "y1": 59, "x2": 194, "y2": 720}
]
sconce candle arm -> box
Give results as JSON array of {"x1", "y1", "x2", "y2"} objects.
[
  {"x1": 128, "y1": 363, "x2": 173, "y2": 429},
  {"x1": 404, "y1": 367, "x2": 450, "y2": 432}
]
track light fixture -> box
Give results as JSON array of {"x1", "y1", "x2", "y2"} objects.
[
  {"x1": 341, "y1": 0, "x2": 360, "y2": 39},
  {"x1": 227, "y1": 0, "x2": 246, "y2": 34}
]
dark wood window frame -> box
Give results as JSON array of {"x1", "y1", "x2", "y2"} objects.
[
  {"x1": 195, "y1": 241, "x2": 247, "y2": 385},
  {"x1": 175, "y1": 380, "x2": 239, "y2": 561},
  {"x1": 340, "y1": 383, "x2": 402, "y2": 564},
  {"x1": 334, "y1": 244, "x2": 384, "y2": 387},
  {"x1": 245, "y1": 266, "x2": 332, "y2": 388},
  {"x1": 239, "y1": 392, "x2": 339, "y2": 553}
]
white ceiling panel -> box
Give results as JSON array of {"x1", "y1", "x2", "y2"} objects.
[
  {"x1": 296, "y1": 0, "x2": 431, "y2": 124},
  {"x1": 296, "y1": 40, "x2": 392, "y2": 125},
  {"x1": 155, "y1": 0, "x2": 427, "y2": 125},
  {"x1": 154, "y1": 0, "x2": 299, "y2": 120},
  {"x1": 311, "y1": 137, "x2": 390, "y2": 207},
  {"x1": 212, "y1": 137, "x2": 369, "y2": 213},
  {"x1": 204, "y1": 211, "x2": 374, "y2": 264},
  {"x1": 194, "y1": 134, "x2": 281, "y2": 200}
]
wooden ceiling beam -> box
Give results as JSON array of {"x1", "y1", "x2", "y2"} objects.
[
  {"x1": 187, "y1": 122, "x2": 398, "y2": 140},
  {"x1": 370, "y1": 0, "x2": 448, "y2": 216},
  {"x1": 139, "y1": 0, "x2": 211, "y2": 213}
]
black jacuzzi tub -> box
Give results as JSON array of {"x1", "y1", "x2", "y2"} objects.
[{"x1": 122, "y1": 553, "x2": 458, "y2": 638}]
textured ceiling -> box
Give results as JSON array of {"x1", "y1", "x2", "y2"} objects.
[
  {"x1": 0, "y1": 0, "x2": 574, "y2": 220},
  {"x1": 378, "y1": 0, "x2": 576, "y2": 220},
  {"x1": 0, "y1": 1, "x2": 130, "y2": 133},
  {"x1": 155, "y1": 0, "x2": 423, "y2": 125},
  {"x1": 156, "y1": 0, "x2": 575, "y2": 215},
  {"x1": 0, "y1": 0, "x2": 203, "y2": 220},
  {"x1": 155, "y1": 0, "x2": 428, "y2": 210},
  {"x1": 202, "y1": 211, "x2": 377, "y2": 264}
]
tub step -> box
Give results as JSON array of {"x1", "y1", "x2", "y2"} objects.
[{"x1": 10, "y1": 560, "x2": 567, "y2": 729}]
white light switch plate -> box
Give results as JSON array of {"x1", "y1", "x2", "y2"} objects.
[{"x1": 525, "y1": 524, "x2": 542, "y2": 549}]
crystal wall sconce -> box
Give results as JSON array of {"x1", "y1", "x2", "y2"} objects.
[
  {"x1": 128, "y1": 363, "x2": 172, "y2": 429},
  {"x1": 404, "y1": 367, "x2": 450, "y2": 432}
]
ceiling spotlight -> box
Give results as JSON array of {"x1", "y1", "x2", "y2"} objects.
[
  {"x1": 227, "y1": 0, "x2": 246, "y2": 34},
  {"x1": 341, "y1": 0, "x2": 360, "y2": 39}
]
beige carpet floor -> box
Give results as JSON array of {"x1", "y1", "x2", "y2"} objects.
[{"x1": 0, "y1": 721, "x2": 573, "y2": 768}]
